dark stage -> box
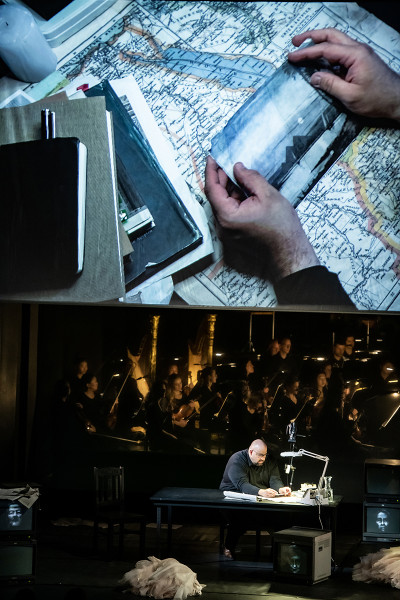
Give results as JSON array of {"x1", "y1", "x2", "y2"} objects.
[
  {"x1": 2, "y1": 303, "x2": 400, "y2": 598},
  {"x1": 2, "y1": 509, "x2": 399, "y2": 600}
]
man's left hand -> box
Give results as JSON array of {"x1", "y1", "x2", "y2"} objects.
[{"x1": 279, "y1": 486, "x2": 292, "y2": 496}]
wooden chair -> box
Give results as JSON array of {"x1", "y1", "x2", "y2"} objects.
[{"x1": 93, "y1": 466, "x2": 146, "y2": 560}]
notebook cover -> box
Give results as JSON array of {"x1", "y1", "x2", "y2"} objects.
[
  {"x1": 0, "y1": 96, "x2": 125, "y2": 303},
  {"x1": 0, "y1": 137, "x2": 86, "y2": 292},
  {"x1": 85, "y1": 82, "x2": 203, "y2": 287}
]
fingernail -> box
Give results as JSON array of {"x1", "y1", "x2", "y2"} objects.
[{"x1": 310, "y1": 74, "x2": 321, "y2": 88}]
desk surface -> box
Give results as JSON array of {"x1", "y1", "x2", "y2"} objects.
[{"x1": 150, "y1": 487, "x2": 342, "y2": 510}]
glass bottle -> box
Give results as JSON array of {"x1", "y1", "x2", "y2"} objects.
[{"x1": 323, "y1": 476, "x2": 333, "y2": 502}]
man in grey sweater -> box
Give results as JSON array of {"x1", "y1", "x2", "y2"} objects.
[{"x1": 220, "y1": 439, "x2": 291, "y2": 558}]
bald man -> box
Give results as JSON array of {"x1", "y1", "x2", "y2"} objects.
[{"x1": 220, "y1": 439, "x2": 290, "y2": 558}]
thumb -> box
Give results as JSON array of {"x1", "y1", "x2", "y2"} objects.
[
  {"x1": 233, "y1": 162, "x2": 270, "y2": 196},
  {"x1": 310, "y1": 71, "x2": 352, "y2": 103}
]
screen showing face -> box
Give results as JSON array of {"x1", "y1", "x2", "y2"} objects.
[
  {"x1": 366, "y1": 506, "x2": 400, "y2": 535},
  {"x1": 366, "y1": 465, "x2": 400, "y2": 496},
  {"x1": 278, "y1": 543, "x2": 308, "y2": 575},
  {"x1": 0, "y1": 501, "x2": 32, "y2": 532}
]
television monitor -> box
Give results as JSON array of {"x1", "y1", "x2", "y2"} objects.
[
  {"x1": 363, "y1": 502, "x2": 400, "y2": 543},
  {"x1": 364, "y1": 458, "x2": 400, "y2": 502},
  {"x1": 273, "y1": 527, "x2": 331, "y2": 584},
  {"x1": 0, "y1": 540, "x2": 36, "y2": 583},
  {"x1": 0, "y1": 500, "x2": 35, "y2": 535}
]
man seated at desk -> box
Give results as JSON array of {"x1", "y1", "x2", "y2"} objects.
[{"x1": 220, "y1": 438, "x2": 291, "y2": 559}]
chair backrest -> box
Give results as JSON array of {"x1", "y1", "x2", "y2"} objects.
[{"x1": 94, "y1": 466, "x2": 125, "y2": 512}]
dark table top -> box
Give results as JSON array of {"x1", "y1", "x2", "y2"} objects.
[{"x1": 150, "y1": 487, "x2": 342, "y2": 510}]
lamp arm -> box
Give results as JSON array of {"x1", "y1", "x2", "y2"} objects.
[
  {"x1": 317, "y1": 458, "x2": 329, "y2": 494},
  {"x1": 297, "y1": 449, "x2": 329, "y2": 462},
  {"x1": 296, "y1": 449, "x2": 330, "y2": 496}
]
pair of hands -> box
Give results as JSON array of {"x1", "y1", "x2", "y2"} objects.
[
  {"x1": 205, "y1": 29, "x2": 400, "y2": 282},
  {"x1": 258, "y1": 486, "x2": 291, "y2": 498}
]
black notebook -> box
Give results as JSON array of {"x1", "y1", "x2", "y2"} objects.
[
  {"x1": 0, "y1": 136, "x2": 87, "y2": 292},
  {"x1": 85, "y1": 81, "x2": 203, "y2": 289}
]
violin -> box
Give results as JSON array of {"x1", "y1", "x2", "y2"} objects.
[
  {"x1": 106, "y1": 363, "x2": 133, "y2": 431},
  {"x1": 171, "y1": 399, "x2": 200, "y2": 427},
  {"x1": 106, "y1": 399, "x2": 119, "y2": 430},
  {"x1": 172, "y1": 392, "x2": 220, "y2": 428}
]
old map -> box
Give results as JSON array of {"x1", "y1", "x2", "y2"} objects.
[{"x1": 58, "y1": 1, "x2": 400, "y2": 310}]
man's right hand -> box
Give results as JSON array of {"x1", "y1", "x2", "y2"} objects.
[
  {"x1": 204, "y1": 156, "x2": 319, "y2": 282},
  {"x1": 288, "y1": 28, "x2": 400, "y2": 121},
  {"x1": 258, "y1": 488, "x2": 278, "y2": 498}
]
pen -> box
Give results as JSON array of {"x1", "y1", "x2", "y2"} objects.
[
  {"x1": 49, "y1": 110, "x2": 56, "y2": 139},
  {"x1": 41, "y1": 109, "x2": 56, "y2": 139},
  {"x1": 41, "y1": 108, "x2": 49, "y2": 139}
]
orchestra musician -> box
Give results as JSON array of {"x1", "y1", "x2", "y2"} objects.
[
  {"x1": 303, "y1": 370, "x2": 328, "y2": 434},
  {"x1": 268, "y1": 374, "x2": 302, "y2": 439},
  {"x1": 161, "y1": 373, "x2": 203, "y2": 451},
  {"x1": 189, "y1": 367, "x2": 221, "y2": 430},
  {"x1": 227, "y1": 382, "x2": 266, "y2": 451},
  {"x1": 73, "y1": 372, "x2": 105, "y2": 435},
  {"x1": 145, "y1": 378, "x2": 171, "y2": 451},
  {"x1": 166, "y1": 373, "x2": 195, "y2": 427},
  {"x1": 67, "y1": 356, "x2": 89, "y2": 397},
  {"x1": 105, "y1": 359, "x2": 144, "y2": 437}
]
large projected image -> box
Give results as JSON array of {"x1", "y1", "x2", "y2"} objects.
[
  {"x1": 2, "y1": 2, "x2": 400, "y2": 312},
  {"x1": 65, "y1": 2, "x2": 400, "y2": 310}
]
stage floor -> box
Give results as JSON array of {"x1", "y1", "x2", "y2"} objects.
[{"x1": 1, "y1": 517, "x2": 398, "y2": 600}]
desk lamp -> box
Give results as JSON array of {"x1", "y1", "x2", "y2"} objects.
[{"x1": 281, "y1": 449, "x2": 330, "y2": 505}]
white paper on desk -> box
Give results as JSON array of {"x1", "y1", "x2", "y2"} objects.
[
  {"x1": 264, "y1": 496, "x2": 302, "y2": 504},
  {"x1": 109, "y1": 76, "x2": 213, "y2": 301},
  {"x1": 223, "y1": 491, "x2": 258, "y2": 502},
  {"x1": 125, "y1": 276, "x2": 175, "y2": 305},
  {"x1": 0, "y1": 88, "x2": 34, "y2": 109}
]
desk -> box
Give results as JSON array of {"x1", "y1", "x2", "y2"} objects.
[{"x1": 150, "y1": 487, "x2": 342, "y2": 559}]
